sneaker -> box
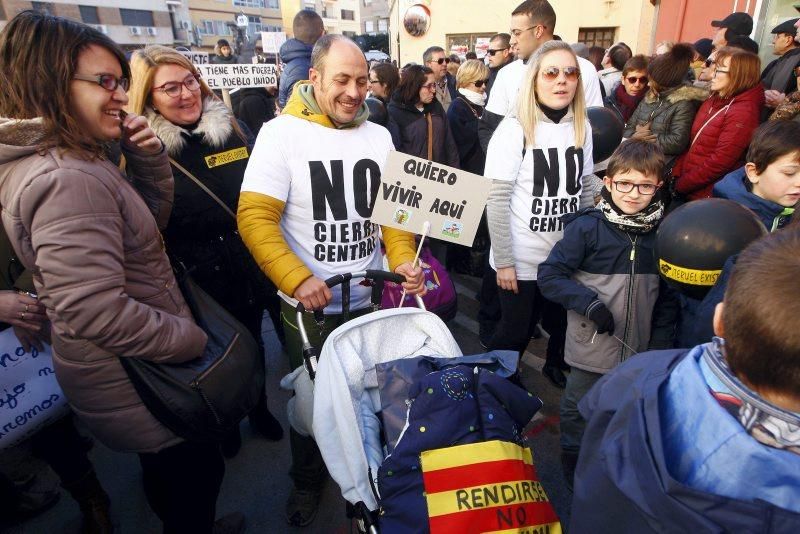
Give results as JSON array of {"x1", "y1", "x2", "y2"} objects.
[
  {"x1": 213, "y1": 512, "x2": 246, "y2": 534},
  {"x1": 285, "y1": 488, "x2": 320, "y2": 527}
]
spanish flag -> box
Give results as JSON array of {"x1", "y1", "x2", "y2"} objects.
[{"x1": 421, "y1": 440, "x2": 561, "y2": 534}]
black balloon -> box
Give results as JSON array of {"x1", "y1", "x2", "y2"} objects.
[
  {"x1": 587, "y1": 106, "x2": 624, "y2": 162},
  {"x1": 366, "y1": 97, "x2": 388, "y2": 127},
  {"x1": 655, "y1": 199, "x2": 767, "y2": 300}
]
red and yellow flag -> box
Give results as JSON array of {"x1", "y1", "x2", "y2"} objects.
[{"x1": 421, "y1": 440, "x2": 561, "y2": 534}]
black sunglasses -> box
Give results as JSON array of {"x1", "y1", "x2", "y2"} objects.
[
  {"x1": 473, "y1": 79, "x2": 491, "y2": 88},
  {"x1": 487, "y1": 48, "x2": 509, "y2": 56},
  {"x1": 433, "y1": 57, "x2": 451, "y2": 65},
  {"x1": 625, "y1": 76, "x2": 648, "y2": 84},
  {"x1": 704, "y1": 58, "x2": 715, "y2": 68}
]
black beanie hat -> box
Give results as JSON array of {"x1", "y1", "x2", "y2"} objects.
[
  {"x1": 217, "y1": 39, "x2": 231, "y2": 48},
  {"x1": 648, "y1": 43, "x2": 693, "y2": 89}
]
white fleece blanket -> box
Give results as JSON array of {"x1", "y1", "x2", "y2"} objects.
[{"x1": 301, "y1": 308, "x2": 461, "y2": 510}]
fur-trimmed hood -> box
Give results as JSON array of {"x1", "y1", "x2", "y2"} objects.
[
  {"x1": 146, "y1": 97, "x2": 233, "y2": 157},
  {"x1": 644, "y1": 84, "x2": 709, "y2": 105},
  {"x1": 0, "y1": 117, "x2": 49, "y2": 166}
]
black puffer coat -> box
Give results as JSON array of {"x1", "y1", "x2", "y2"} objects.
[
  {"x1": 623, "y1": 84, "x2": 708, "y2": 160},
  {"x1": 387, "y1": 95, "x2": 460, "y2": 167},
  {"x1": 147, "y1": 97, "x2": 273, "y2": 337}
]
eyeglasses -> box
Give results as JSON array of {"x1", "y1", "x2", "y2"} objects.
[
  {"x1": 510, "y1": 25, "x2": 542, "y2": 37},
  {"x1": 714, "y1": 69, "x2": 729, "y2": 76},
  {"x1": 421, "y1": 83, "x2": 437, "y2": 91},
  {"x1": 487, "y1": 48, "x2": 509, "y2": 56},
  {"x1": 625, "y1": 76, "x2": 648, "y2": 84},
  {"x1": 369, "y1": 79, "x2": 381, "y2": 84},
  {"x1": 473, "y1": 79, "x2": 491, "y2": 88},
  {"x1": 153, "y1": 74, "x2": 201, "y2": 98},
  {"x1": 73, "y1": 73, "x2": 130, "y2": 92},
  {"x1": 431, "y1": 57, "x2": 451, "y2": 65},
  {"x1": 612, "y1": 181, "x2": 660, "y2": 195},
  {"x1": 540, "y1": 66, "x2": 580, "y2": 81}
]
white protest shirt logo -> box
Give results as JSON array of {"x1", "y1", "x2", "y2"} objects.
[{"x1": 242, "y1": 117, "x2": 392, "y2": 311}]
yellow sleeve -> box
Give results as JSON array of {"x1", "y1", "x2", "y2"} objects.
[
  {"x1": 381, "y1": 226, "x2": 417, "y2": 271},
  {"x1": 237, "y1": 191, "x2": 313, "y2": 296}
]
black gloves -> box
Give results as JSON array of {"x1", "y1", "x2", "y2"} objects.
[{"x1": 587, "y1": 301, "x2": 615, "y2": 336}]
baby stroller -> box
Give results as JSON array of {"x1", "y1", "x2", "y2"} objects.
[{"x1": 282, "y1": 271, "x2": 560, "y2": 533}]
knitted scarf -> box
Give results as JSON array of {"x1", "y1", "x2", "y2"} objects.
[
  {"x1": 614, "y1": 84, "x2": 645, "y2": 123},
  {"x1": 283, "y1": 81, "x2": 370, "y2": 129},
  {"x1": 596, "y1": 187, "x2": 664, "y2": 234},
  {"x1": 703, "y1": 339, "x2": 800, "y2": 456}
]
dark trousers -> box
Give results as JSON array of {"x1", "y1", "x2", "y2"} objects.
[
  {"x1": 477, "y1": 260, "x2": 501, "y2": 327},
  {"x1": 30, "y1": 414, "x2": 93, "y2": 486},
  {"x1": 489, "y1": 280, "x2": 567, "y2": 367},
  {"x1": 138, "y1": 440, "x2": 225, "y2": 534}
]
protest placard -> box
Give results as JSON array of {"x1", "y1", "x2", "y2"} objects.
[
  {"x1": 371, "y1": 151, "x2": 491, "y2": 246},
  {"x1": 0, "y1": 329, "x2": 68, "y2": 450},
  {"x1": 261, "y1": 31, "x2": 287, "y2": 55},
  {"x1": 179, "y1": 50, "x2": 209, "y2": 65},
  {"x1": 195, "y1": 63, "x2": 278, "y2": 89}
]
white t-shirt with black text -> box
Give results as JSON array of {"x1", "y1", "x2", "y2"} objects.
[
  {"x1": 242, "y1": 115, "x2": 393, "y2": 312},
  {"x1": 485, "y1": 116, "x2": 594, "y2": 280}
]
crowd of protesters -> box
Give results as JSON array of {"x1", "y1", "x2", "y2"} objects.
[{"x1": 0, "y1": 1, "x2": 799, "y2": 532}]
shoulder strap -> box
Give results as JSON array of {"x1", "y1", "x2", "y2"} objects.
[
  {"x1": 691, "y1": 99, "x2": 733, "y2": 147},
  {"x1": 426, "y1": 112, "x2": 433, "y2": 160},
  {"x1": 168, "y1": 157, "x2": 236, "y2": 220}
]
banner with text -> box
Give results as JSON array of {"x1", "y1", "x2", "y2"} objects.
[
  {"x1": 372, "y1": 151, "x2": 491, "y2": 246},
  {"x1": 0, "y1": 330, "x2": 68, "y2": 450},
  {"x1": 421, "y1": 440, "x2": 562, "y2": 534},
  {"x1": 179, "y1": 50, "x2": 209, "y2": 65},
  {"x1": 196, "y1": 63, "x2": 278, "y2": 89}
]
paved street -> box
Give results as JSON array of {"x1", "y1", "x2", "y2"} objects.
[{"x1": 6, "y1": 272, "x2": 572, "y2": 533}]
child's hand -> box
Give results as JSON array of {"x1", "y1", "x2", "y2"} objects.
[
  {"x1": 496, "y1": 266, "x2": 518, "y2": 294},
  {"x1": 587, "y1": 301, "x2": 615, "y2": 336}
]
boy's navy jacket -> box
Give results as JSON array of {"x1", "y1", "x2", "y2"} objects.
[
  {"x1": 538, "y1": 209, "x2": 671, "y2": 374},
  {"x1": 713, "y1": 167, "x2": 793, "y2": 231},
  {"x1": 572, "y1": 347, "x2": 800, "y2": 533},
  {"x1": 278, "y1": 38, "x2": 314, "y2": 108}
]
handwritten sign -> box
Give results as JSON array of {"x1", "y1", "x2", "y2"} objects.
[
  {"x1": 195, "y1": 63, "x2": 278, "y2": 89},
  {"x1": 179, "y1": 50, "x2": 209, "y2": 65},
  {"x1": 261, "y1": 31, "x2": 287, "y2": 55},
  {"x1": 372, "y1": 151, "x2": 491, "y2": 246},
  {"x1": 0, "y1": 329, "x2": 68, "y2": 450}
]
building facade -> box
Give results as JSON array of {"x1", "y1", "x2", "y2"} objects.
[
  {"x1": 281, "y1": 0, "x2": 387, "y2": 38},
  {"x1": 0, "y1": 0, "x2": 182, "y2": 46},
  {"x1": 361, "y1": 0, "x2": 389, "y2": 35},
  {"x1": 388, "y1": 0, "x2": 657, "y2": 65},
  {"x1": 188, "y1": 0, "x2": 282, "y2": 51}
]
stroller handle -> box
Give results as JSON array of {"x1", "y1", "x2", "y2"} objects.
[{"x1": 295, "y1": 270, "x2": 426, "y2": 380}]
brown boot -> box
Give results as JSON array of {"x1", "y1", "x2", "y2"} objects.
[{"x1": 63, "y1": 471, "x2": 114, "y2": 534}]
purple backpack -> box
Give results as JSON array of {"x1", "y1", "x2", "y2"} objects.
[{"x1": 381, "y1": 247, "x2": 457, "y2": 322}]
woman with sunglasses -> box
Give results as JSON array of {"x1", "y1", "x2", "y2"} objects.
[
  {"x1": 673, "y1": 47, "x2": 764, "y2": 201},
  {"x1": 605, "y1": 55, "x2": 650, "y2": 124},
  {"x1": 127, "y1": 46, "x2": 284, "y2": 457},
  {"x1": 622, "y1": 44, "x2": 707, "y2": 177},
  {"x1": 387, "y1": 64, "x2": 459, "y2": 167},
  {"x1": 484, "y1": 41, "x2": 593, "y2": 388},
  {"x1": 448, "y1": 59, "x2": 491, "y2": 175},
  {"x1": 0, "y1": 12, "x2": 243, "y2": 532}
]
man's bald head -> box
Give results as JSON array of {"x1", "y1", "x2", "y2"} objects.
[{"x1": 311, "y1": 34, "x2": 366, "y2": 76}]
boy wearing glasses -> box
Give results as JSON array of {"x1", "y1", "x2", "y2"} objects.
[{"x1": 538, "y1": 139, "x2": 672, "y2": 488}]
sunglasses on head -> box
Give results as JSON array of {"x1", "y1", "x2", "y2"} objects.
[
  {"x1": 473, "y1": 79, "x2": 491, "y2": 88},
  {"x1": 626, "y1": 75, "x2": 648, "y2": 84},
  {"x1": 540, "y1": 66, "x2": 580, "y2": 81},
  {"x1": 487, "y1": 48, "x2": 509, "y2": 56},
  {"x1": 433, "y1": 57, "x2": 451, "y2": 65}
]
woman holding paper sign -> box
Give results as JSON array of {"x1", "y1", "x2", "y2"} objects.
[
  {"x1": 484, "y1": 41, "x2": 594, "y2": 388},
  {"x1": 127, "y1": 45, "x2": 284, "y2": 457}
]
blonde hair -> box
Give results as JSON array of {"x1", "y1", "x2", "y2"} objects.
[
  {"x1": 456, "y1": 59, "x2": 490, "y2": 89},
  {"x1": 516, "y1": 40, "x2": 586, "y2": 148},
  {"x1": 127, "y1": 45, "x2": 215, "y2": 115}
]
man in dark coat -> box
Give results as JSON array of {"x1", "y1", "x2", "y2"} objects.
[
  {"x1": 278, "y1": 10, "x2": 324, "y2": 109},
  {"x1": 762, "y1": 18, "x2": 800, "y2": 120},
  {"x1": 423, "y1": 46, "x2": 458, "y2": 112}
]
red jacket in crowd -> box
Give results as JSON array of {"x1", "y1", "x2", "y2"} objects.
[{"x1": 673, "y1": 84, "x2": 764, "y2": 200}]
